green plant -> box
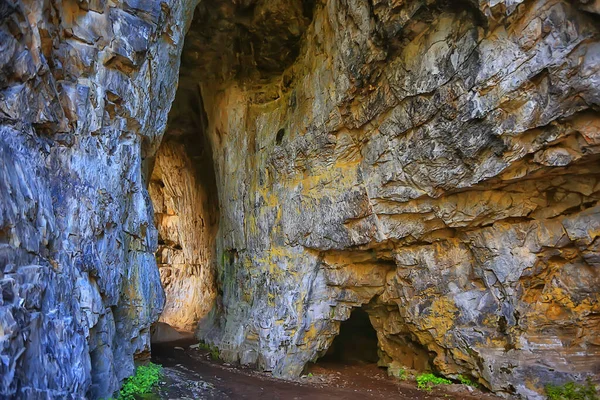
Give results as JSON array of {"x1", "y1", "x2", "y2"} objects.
[
  {"x1": 209, "y1": 346, "x2": 220, "y2": 360},
  {"x1": 117, "y1": 363, "x2": 162, "y2": 400},
  {"x1": 389, "y1": 367, "x2": 407, "y2": 380},
  {"x1": 197, "y1": 342, "x2": 212, "y2": 351},
  {"x1": 397, "y1": 368, "x2": 407, "y2": 380},
  {"x1": 197, "y1": 342, "x2": 220, "y2": 360},
  {"x1": 545, "y1": 378, "x2": 598, "y2": 400},
  {"x1": 416, "y1": 373, "x2": 452, "y2": 391},
  {"x1": 458, "y1": 375, "x2": 478, "y2": 388}
]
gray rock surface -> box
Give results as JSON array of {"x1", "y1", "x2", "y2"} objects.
[{"x1": 0, "y1": 0, "x2": 197, "y2": 398}]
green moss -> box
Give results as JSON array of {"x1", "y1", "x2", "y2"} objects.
[
  {"x1": 117, "y1": 363, "x2": 162, "y2": 400},
  {"x1": 545, "y1": 378, "x2": 598, "y2": 400},
  {"x1": 416, "y1": 373, "x2": 452, "y2": 391},
  {"x1": 458, "y1": 375, "x2": 478, "y2": 388}
]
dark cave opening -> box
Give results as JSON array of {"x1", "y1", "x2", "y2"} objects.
[{"x1": 319, "y1": 308, "x2": 379, "y2": 365}]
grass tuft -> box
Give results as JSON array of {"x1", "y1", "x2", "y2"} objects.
[
  {"x1": 117, "y1": 362, "x2": 162, "y2": 400},
  {"x1": 458, "y1": 375, "x2": 478, "y2": 388},
  {"x1": 416, "y1": 373, "x2": 452, "y2": 391}
]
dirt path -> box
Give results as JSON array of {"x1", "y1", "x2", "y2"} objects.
[{"x1": 150, "y1": 341, "x2": 501, "y2": 400}]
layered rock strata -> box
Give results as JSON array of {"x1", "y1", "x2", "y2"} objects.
[{"x1": 1, "y1": 0, "x2": 599, "y2": 399}]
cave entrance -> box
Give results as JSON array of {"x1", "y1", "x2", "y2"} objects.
[
  {"x1": 147, "y1": 79, "x2": 220, "y2": 343},
  {"x1": 320, "y1": 308, "x2": 379, "y2": 365}
]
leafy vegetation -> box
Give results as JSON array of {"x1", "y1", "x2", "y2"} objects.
[
  {"x1": 458, "y1": 375, "x2": 478, "y2": 388},
  {"x1": 117, "y1": 363, "x2": 162, "y2": 400},
  {"x1": 545, "y1": 378, "x2": 598, "y2": 400},
  {"x1": 396, "y1": 368, "x2": 407, "y2": 381},
  {"x1": 416, "y1": 373, "x2": 452, "y2": 391},
  {"x1": 197, "y1": 342, "x2": 220, "y2": 360}
]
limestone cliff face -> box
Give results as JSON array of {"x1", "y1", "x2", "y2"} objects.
[
  {"x1": 179, "y1": 0, "x2": 600, "y2": 398},
  {"x1": 0, "y1": 0, "x2": 197, "y2": 398}
]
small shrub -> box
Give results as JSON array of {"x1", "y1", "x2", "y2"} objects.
[
  {"x1": 545, "y1": 378, "x2": 598, "y2": 400},
  {"x1": 416, "y1": 373, "x2": 452, "y2": 391},
  {"x1": 118, "y1": 363, "x2": 162, "y2": 400},
  {"x1": 458, "y1": 375, "x2": 478, "y2": 388}
]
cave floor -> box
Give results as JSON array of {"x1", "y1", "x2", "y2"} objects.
[{"x1": 149, "y1": 340, "x2": 501, "y2": 400}]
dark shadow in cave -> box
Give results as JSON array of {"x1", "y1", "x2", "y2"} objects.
[{"x1": 319, "y1": 308, "x2": 379, "y2": 365}]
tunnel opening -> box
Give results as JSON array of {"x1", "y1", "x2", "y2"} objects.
[
  {"x1": 148, "y1": 76, "x2": 220, "y2": 343},
  {"x1": 319, "y1": 308, "x2": 380, "y2": 365}
]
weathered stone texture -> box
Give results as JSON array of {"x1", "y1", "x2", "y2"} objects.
[
  {"x1": 1, "y1": 0, "x2": 599, "y2": 398},
  {"x1": 0, "y1": 0, "x2": 197, "y2": 398},
  {"x1": 149, "y1": 127, "x2": 219, "y2": 333},
  {"x1": 182, "y1": 0, "x2": 600, "y2": 398}
]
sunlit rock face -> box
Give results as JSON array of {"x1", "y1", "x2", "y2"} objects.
[
  {"x1": 181, "y1": 0, "x2": 600, "y2": 398},
  {"x1": 149, "y1": 86, "x2": 219, "y2": 333},
  {"x1": 0, "y1": 0, "x2": 197, "y2": 398}
]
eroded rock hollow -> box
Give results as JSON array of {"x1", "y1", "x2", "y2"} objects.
[
  {"x1": 1, "y1": 0, "x2": 599, "y2": 398},
  {"x1": 149, "y1": 80, "x2": 219, "y2": 334}
]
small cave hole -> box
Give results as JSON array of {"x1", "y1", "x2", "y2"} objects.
[
  {"x1": 276, "y1": 128, "x2": 285, "y2": 145},
  {"x1": 302, "y1": 0, "x2": 316, "y2": 20},
  {"x1": 319, "y1": 308, "x2": 379, "y2": 365}
]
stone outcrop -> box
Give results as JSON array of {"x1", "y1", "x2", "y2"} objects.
[
  {"x1": 0, "y1": 0, "x2": 197, "y2": 398},
  {"x1": 175, "y1": 0, "x2": 600, "y2": 398}
]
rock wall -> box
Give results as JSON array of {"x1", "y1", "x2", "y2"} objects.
[
  {"x1": 183, "y1": 0, "x2": 600, "y2": 398},
  {"x1": 0, "y1": 0, "x2": 197, "y2": 398}
]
